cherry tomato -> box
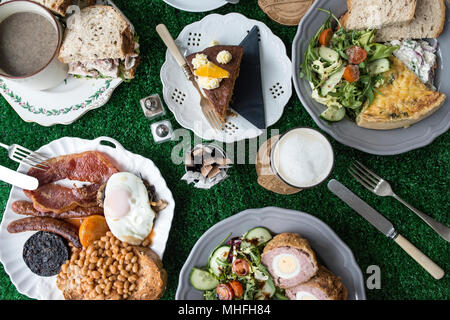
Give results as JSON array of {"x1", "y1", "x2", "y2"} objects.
[
  {"x1": 319, "y1": 28, "x2": 333, "y2": 46},
  {"x1": 232, "y1": 259, "x2": 250, "y2": 276},
  {"x1": 216, "y1": 283, "x2": 234, "y2": 300},
  {"x1": 346, "y1": 46, "x2": 367, "y2": 64},
  {"x1": 343, "y1": 65, "x2": 360, "y2": 83},
  {"x1": 229, "y1": 280, "x2": 244, "y2": 299}
]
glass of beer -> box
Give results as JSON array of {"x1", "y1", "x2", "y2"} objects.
[{"x1": 270, "y1": 127, "x2": 334, "y2": 189}]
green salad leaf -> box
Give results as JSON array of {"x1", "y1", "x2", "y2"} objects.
[{"x1": 300, "y1": 8, "x2": 398, "y2": 122}]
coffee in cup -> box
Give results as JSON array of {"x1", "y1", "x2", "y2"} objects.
[{"x1": 0, "y1": 1, "x2": 68, "y2": 90}]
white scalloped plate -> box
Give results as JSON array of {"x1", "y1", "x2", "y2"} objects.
[
  {"x1": 176, "y1": 207, "x2": 366, "y2": 300},
  {"x1": 0, "y1": 0, "x2": 129, "y2": 127},
  {"x1": 0, "y1": 137, "x2": 175, "y2": 300},
  {"x1": 160, "y1": 13, "x2": 292, "y2": 143},
  {"x1": 162, "y1": 0, "x2": 227, "y2": 12}
]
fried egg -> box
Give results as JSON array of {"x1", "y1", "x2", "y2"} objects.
[
  {"x1": 103, "y1": 172, "x2": 155, "y2": 245},
  {"x1": 272, "y1": 254, "x2": 301, "y2": 279}
]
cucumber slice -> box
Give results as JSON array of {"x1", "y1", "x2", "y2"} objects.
[
  {"x1": 320, "y1": 67, "x2": 344, "y2": 96},
  {"x1": 320, "y1": 106, "x2": 346, "y2": 122},
  {"x1": 190, "y1": 268, "x2": 219, "y2": 291},
  {"x1": 319, "y1": 46, "x2": 339, "y2": 63},
  {"x1": 254, "y1": 279, "x2": 276, "y2": 300},
  {"x1": 369, "y1": 58, "x2": 390, "y2": 75},
  {"x1": 208, "y1": 245, "x2": 230, "y2": 277},
  {"x1": 244, "y1": 227, "x2": 272, "y2": 246}
]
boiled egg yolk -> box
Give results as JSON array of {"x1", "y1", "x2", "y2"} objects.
[{"x1": 272, "y1": 254, "x2": 301, "y2": 279}]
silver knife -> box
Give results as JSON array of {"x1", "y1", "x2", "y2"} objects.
[
  {"x1": 328, "y1": 179, "x2": 444, "y2": 280},
  {"x1": 0, "y1": 165, "x2": 38, "y2": 190}
]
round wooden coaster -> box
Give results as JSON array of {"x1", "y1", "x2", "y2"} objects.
[
  {"x1": 258, "y1": 0, "x2": 314, "y2": 26},
  {"x1": 255, "y1": 135, "x2": 302, "y2": 195}
]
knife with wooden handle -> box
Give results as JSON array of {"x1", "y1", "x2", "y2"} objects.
[
  {"x1": 155, "y1": 24, "x2": 192, "y2": 80},
  {"x1": 328, "y1": 179, "x2": 444, "y2": 280},
  {"x1": 0, "y1": 165, "x2": 38, "y2": 190}
]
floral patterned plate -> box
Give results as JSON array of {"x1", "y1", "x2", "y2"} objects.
[{"x1": 0, "y1": 0, "x2": 127, "y2": 127}]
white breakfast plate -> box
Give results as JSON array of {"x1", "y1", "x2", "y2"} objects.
[
  {"x1": 0, "y1": 0, "x2": 129, "y2": 127},
  {"x1": 160, "y1": 13, "x2": 292, "y2": 143},
  {"x1": 0, "y1": 136, "x2": 175, "y2": 300},
  {"x1": 162, "y1": 0, "x2": 228, "y2": 12}
]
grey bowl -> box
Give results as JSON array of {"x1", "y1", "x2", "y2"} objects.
[
  {"x1": 175, "y1": 207, "x2": 366, "y2": 300},
  {"x1": 292, "y1": 0, "x2": 450, "y2": 155}
]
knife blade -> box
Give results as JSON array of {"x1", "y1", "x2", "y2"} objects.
[
  {"x1": 231, "y1": 26, "x2": 266, "y2": 129},
  {"x1": 328, "y1": 179, "x2": 397, "y2": 238},
  {"x1": 0, "y1": 165, "x2": 38, "y2": 190},
  {"x1": 328, "y1": 179, "x2": 444, "y2": 280}
]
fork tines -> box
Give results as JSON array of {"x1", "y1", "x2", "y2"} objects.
[
  {"x1": 13, "y1": 146, "x2": 50, "y2": 171},
  {"x1": 348, "y1": 161, "x2": 382, "y2": 191},
  {"x1": 205, "y1": 109, "x2": 224, "y2": 131}
]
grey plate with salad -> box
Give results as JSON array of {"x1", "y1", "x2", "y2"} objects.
[
  {"x1": 175, "y1": 207, "x2": 366, "y2": 300},
  {"x1": 292, "y1": 0, "x2": 450, "y2": 155}
]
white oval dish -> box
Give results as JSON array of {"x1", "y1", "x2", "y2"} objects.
[
  {"x1": 0, "y1": 136, "x2": 175, "y2": 300},
  {"x1": 160, "y1": 13, "x2": 292, "y2": 143}
]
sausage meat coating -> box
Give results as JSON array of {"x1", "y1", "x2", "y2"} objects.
[{"x1": 7, "y1": 217, "x2": 82, "y2": 248}]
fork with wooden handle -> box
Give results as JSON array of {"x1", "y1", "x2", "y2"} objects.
[{"x1": 155, "y1": 24, "x2": 223, "y2": 131}]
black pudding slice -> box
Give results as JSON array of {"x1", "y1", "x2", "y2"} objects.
[{"x1": 23, "y1": 231, "x2": 70, "y2": 277}]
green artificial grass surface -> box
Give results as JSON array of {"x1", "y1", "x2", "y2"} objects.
[{"x1": 0, "y1": 0, "x2": 449, "y2": 300}]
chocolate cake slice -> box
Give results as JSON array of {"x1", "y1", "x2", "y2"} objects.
[{"x1": 186, "y1": 45, "x2": 244, "y2": 123}]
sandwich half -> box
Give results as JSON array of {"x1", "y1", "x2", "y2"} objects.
[
  {"x1": 31, "y1": 0, "x2": 96, "y2": 16},
  {"x1": 58, "y1": 5, "x2": 140, "y2": 80}
]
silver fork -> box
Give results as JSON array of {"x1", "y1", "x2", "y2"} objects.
[
  {"x1": 349, "y1": 161, "x2": 450, "y2": 242},
  {"x1": 0, "y1": 142, "x2": 49, "y2": 171}
]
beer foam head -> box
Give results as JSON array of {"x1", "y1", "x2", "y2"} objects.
[{"x1": 272, "y1": 128, "x2": 334, "y2": 188}]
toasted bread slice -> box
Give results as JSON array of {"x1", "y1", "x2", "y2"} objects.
[
  {"x1": 342, "y1": 0, "x2": 417, "y2": 30},
  {"x1": 129, "y1": 247, "x2": 168, "y2": 300},
  {"x1": 58, "y1": 5, "x2": 135, "y2": 63},
  {"x1": 186, "y1": 45, "x2": 244, "y2": 123},
  {"x1": 356, "y1": 57, "x2": 446, "y2": 130},
  {"x1": 57, "y1": 246, "x2": 167, "y2": 300},
  {"x1": 374, "y1": 0, "x2": 446, "y2": 41}
]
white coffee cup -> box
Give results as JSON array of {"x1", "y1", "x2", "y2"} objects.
[{"x1": 0, "y1": 0, "x2": 68, "y2": 91}]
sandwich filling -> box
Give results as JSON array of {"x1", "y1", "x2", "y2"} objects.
[{"x1": 69, "y1": 41, "x2": 140, "y2": 79}]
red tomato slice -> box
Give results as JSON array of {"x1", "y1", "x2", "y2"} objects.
[
  {"x1": 216, "y1": 283, "x2": 234, "y2": 300},
  {"x1": 346, "y1": 46, "x2": 367, "y2": 64},
  {"x1": 319, "y1": 28, "x2": 333, "y2": 46},
  {"x1": 232, "y1": 259, "x2": 250, "y2": 276},
  {"x1": 343, "y1": 65, "x2": 360, "y2": 83},
  {"x1": 229, "y1": 280, "x2": 244, "y2": 299}
]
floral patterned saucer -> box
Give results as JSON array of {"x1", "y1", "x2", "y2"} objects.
[{"x1": 0, "y1": 77, "x2": 121, "y2": 126}]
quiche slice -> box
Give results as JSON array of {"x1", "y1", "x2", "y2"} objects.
[{"x1": 356, "y1": 57, "x2": 446, "y2": 130}]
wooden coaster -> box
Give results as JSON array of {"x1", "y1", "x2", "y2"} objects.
[
  {"x1": 258, "y1": 0, "x2": 314, "y2": 26},
  {"x1": 255, "y1": 135, "x2": 302, "y2": 195}
]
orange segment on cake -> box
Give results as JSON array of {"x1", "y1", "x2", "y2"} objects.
[{"x1": 186, "y1": 45, "x2": 244, "y2": 123}]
